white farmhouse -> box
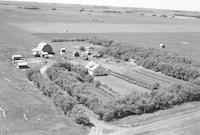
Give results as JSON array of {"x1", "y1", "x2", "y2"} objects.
[{"x1": 85, "y1": 62, "x2": 106, "y2": 76}]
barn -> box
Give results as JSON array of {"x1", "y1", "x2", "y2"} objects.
[
  {"x1": 32, "y1": 42, "x2": 53, "y2": 56},
  {"x1": 85, "y1": 62, "x2": 106, "y2": 76}
]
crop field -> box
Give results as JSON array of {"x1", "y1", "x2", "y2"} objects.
[
  {"x1": 9, "y1": 22, "x2": 200, "y2": 33},
  {"x1": 123, "y1": 67, "x2": 184, "y2": 88}
]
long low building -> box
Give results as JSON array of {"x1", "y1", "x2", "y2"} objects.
[{"x1": 17, "y1": 61, "x2": 29, "y2": 69}]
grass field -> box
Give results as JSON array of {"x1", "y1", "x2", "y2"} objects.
[{"x1": 9, "y1": 23, "x2": 200, "y2": 33}]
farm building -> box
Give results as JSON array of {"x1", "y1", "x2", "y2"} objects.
[
  {"x1": 85, "y1": 62, "x2": 106, "y2": 76},
  {"x1": 91, "y1": 53, "x2": 102, "y2": 58},
  {"x1": 160, "y1": 44, "x2": 166, "y2": 48},
  {"x1": 32, "y1": 42, "x2": 53, "y2": 56},
  {"x1": 84, "y1": 50, "x2": 91, "y2": 55},
  {"x1": 59, "y1": 48, "x2": 66, "y2": 54},
  {"x1": 17, "y1": 61, "x2": 29, "y2": 69},
  {"x1": 73, "y1": 51, "x2": 80, "y2": 57},
  {"x1": 11, "y1": 54, "x2": 22, "y2": 61}
]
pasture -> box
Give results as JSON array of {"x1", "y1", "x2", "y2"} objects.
[{"x1": 9, "y1": 23, "x2": 200, "y2": 33}]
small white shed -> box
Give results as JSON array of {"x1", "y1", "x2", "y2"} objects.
[
  {"x1": 85, "y1": 62, "x2": 106, "y2": 76},
  {"x1": 12, "y1": 54, "x2": 22, "y2": 61},
  {"x1": 59, "y1": 48, "x2": 66, "y2": 54},
  {"x1": 160, "y1": 44, "x2": 166, "y2": 49}
]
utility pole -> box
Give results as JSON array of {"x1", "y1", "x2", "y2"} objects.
[{"x1": 190, "y1": 44, "x2": 193, "y2": 57}]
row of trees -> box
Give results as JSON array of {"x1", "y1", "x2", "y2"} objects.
[
  {"x1": 86, "y1": 37, "x2": 200, "y2": 81},
  {"x1": 26, "y1": 67, "x2": 93, "y2": 126},
  {"x1": 95, "y1": 83, "x2": 200, "y2": 121}
]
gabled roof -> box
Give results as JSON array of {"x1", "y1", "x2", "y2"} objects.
[
  {"x1": 12, "y1": 54, "x2": 22, "y2": 58},
  {"x1": 85, "y1": 61, "x2": 101, "y2": 71},
  {"x1": 32, "y1": 42, "x2": 48, "y2": 52},
  {"x1": 17, "y1": 61, "x2": 28, "y2": 66},
  {"x1": 37, "y1": 42, "x2": 48, "y2": 50}
]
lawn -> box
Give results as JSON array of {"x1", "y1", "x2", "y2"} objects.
[{"x1": 94, "y1": 75, "x2": 149, "y2": 96}]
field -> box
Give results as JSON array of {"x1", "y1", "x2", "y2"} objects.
[
  {"x1": 9, "y1": 23, "x2": 200, "y2": 33},
  {"x1": 95, "y1": 75, "x2": 149, "y2": 96},
  {"x1": 1, "y1": 1, "x2": 200, "y2": 135}
]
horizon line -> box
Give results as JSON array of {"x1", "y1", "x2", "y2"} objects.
[{"x1": 2, "y1": 0, "x2": 200, "y2": 12}]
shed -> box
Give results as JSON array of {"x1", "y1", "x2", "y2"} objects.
[
  {"x1": 84, "y1": 50, "x2": 91, "y2": 55},
  {"x1": 41, "y1": 52, "x2": 48, "y2": 58},
  {"x1": 60, "y1": 48, "x2": 66, "y2": 54},
  {"x1": 32, "y1": 42, "x2": 53, "y2": 55},
  {"x1": 160, "y1": 44, "x2": 166, "y2": 49},
  {"x1": 12, "y1": 54, "x2": 22, "y2": 61},
  {"x1": 91, "y1": 53, "x2": 102, "y2": 58},
  {"x1": 73, "y1": 51, "x2": 80, "y2": 57},
  {"x1": 85, "y1": 62, "x2": 106, "y2": 76},
  {"x1": 17, "y1": 61, "x2": 29, "y2": 69}
]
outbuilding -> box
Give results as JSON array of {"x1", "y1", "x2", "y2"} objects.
[
  {"x1": 60, "y1": 48, "x2": 66, "y2": 54},
  {"x1": 32, "y1": 42, "x2": 53, "y2": 56},
  {"x1": 73, "y1": 51, "x2": 80, "y2": 57},
  {"x1": 11, "y1": 54, "x2": 22, "y2": 61},
  {"x1": 17, "y1": 61, "x2": 29, "y2": 69},
  {"x1": 85, "y1": 62, "x2": 106, "y2": 76},
  {"x1": 160, "y1": 44, "x2": 166, "y2": 49}
]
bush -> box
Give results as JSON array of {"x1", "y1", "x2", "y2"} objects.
[
  {"x1": 151, "y1": 82, "x2": 160, "y2": 90},
  {"x1": 79, "y1": 46, "x2": 86, "y2": 52},
  {"x1": 26, "y1": 68, "x2": 40, "y2": 81},
  {"x1": 70, "y1": 106, "x2": 93, "y2": 126}
]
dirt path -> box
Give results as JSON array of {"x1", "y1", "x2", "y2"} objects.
[
  {"x1": 0, "y1": 107, "x2": 6, "y2": 119},
  {"x1": 86, "y1": 107, "x2": 200, "y2": 135}
]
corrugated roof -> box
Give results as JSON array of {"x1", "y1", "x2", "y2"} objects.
[{"x1": 17, "y1": 61, "x2": 28, "y2": 66}]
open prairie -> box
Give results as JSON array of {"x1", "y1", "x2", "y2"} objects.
[{"x1": 1, "y1": 1, "x2": 200, "y2": 135}]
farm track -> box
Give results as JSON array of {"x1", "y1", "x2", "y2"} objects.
[
  {"x1": 85, "y1": 107, "x2": 200, "y2": 135},
  {"x1": 115, "y1": 108, "x2": 200, "y2": 135},
  {"x1": 107, "y1": 70, "x2": 151, "y2": 89}
]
